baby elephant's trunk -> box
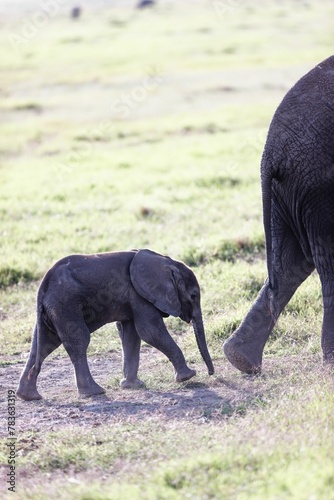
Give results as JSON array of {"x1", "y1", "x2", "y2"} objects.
[{"x1": 192, "y1": 314, "x2": 214, "y2": 375}]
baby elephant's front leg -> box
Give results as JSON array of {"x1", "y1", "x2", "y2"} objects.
[
  {"x1": 133, "y1": 306, "x2": 196, "y2": 383},
  {"x1": 117, "y1": 320, "x2": 145, "y2": 389}
]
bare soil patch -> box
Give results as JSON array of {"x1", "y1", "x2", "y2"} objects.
[{"x1": 0, "y1": 348, "x2": 320, "y2": 434}]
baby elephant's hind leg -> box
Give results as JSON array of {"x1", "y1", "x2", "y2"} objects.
[
  {"x1": 57, "y1": 318, "x2": 105, "y2": 397},
  {"x1": 117, "y1": 320, "x2": 145, "y2": 389},
  {"x1": 16, "y1": 323, "x2": 61, "y2": 401}
]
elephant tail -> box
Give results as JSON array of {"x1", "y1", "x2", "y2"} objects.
[
  {"x1": 27, "y1": 301, "x2": 44, "y2": 380},
  {"x1": 261, "y1": 161, "x2": 274, "y2": 289}
]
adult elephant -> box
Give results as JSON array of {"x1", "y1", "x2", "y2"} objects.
[{"x1": 224, "y1": 55, "x2": 334, "y2": 373}]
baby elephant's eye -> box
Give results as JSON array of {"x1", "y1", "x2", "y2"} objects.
[{"x1": 190, "y1": 292, "x2": 198, "y2": 300}]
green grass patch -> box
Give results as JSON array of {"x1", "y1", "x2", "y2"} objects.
[{"x1": 0, "y1": 265, "x2": 37, "y2": 288}]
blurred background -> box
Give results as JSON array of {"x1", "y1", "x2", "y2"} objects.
[
  {"x1": 1, "y1": 0, "x2": 334, "y2": 325},
  {"x1": 2, "y1": 0, "x2": 333, "y2": 270}
]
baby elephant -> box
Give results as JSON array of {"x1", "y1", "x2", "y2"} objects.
[{"x1": 16, "y1": 249, "x2": 214, "y2": 401}]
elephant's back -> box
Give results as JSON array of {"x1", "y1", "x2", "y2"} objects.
[{"x1": 262, "y1": 55, "x2": 334, "y2": 183}]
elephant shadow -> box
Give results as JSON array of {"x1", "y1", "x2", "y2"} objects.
[{"x1": 45, "y1": 375, "x2": 266, "y2": 422}]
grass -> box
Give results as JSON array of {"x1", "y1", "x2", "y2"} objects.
[{"x1": 1, "y1": 0, "x2": 334, "y2": 498}]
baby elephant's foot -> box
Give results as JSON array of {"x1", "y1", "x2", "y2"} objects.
[
  {"x1": 175, "y1": 367, "x2": 196, "y2": 383},
  {"x1": 16, "y1": 387, "x2": 42, "y2": 401},
  {"x1": 78, "y1": 383, "x2": 106, "y2": 398},
  {"x1": 120, "y1": 378, "x2": 145, "y2": 389}
]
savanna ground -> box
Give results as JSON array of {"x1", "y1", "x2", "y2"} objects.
[{"x1": 1, "y1": 1, "x2": 334, "y2": 498}]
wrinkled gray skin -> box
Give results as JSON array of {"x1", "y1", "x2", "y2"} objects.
[
  {"x1": 16, "y1": 249, "x2": 214, "y2": 401},
  {"x1": 224, "y1": 55, "x2": 334, "y2": 374}
]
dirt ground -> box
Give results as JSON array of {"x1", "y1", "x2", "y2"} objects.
[
  {"x1": 2, "y1": 352, "x2": 244, "y2": 433},
  {"x1": 0, "y1": 347, "x2": 319, "y2": 434}
]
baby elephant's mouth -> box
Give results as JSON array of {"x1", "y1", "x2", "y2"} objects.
[{"x1": 180, "y1": 312, "x2": 192, "y2": 324}]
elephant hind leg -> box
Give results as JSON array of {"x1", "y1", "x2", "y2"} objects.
[
  {"x1": 224, "y1": 216, "x2": 315, "y2": 374},
  {"x1": 308, "y1": 214, "x2": 334, "y2": 363},
  {"x1": 320, "y1": 291, "x2": 334, "y2": 364},
  {"x1": 223, "y1": 281, "x2": 273, "y2": 374},
  {"x1": 55, "y1": 317, "x2": 105, "y2": 397},
  {"x1": 314, "y1": 230, "x2": 334, "y2": 364},
  {"x1": 316, "y1": 270, "x2": 334, "y2": 362},
  {"x1": 16, "y1": 322, "x2": 61, "y2": 401}
]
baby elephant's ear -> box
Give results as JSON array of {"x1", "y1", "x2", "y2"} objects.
[{"x1": 130, "y1": 249, "x2": 182, "y2": 317}]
